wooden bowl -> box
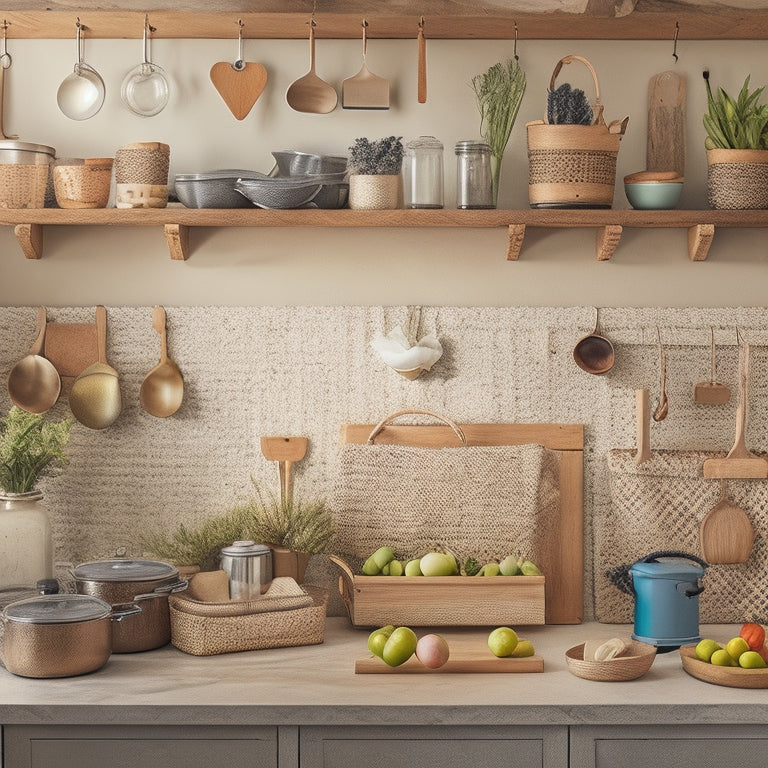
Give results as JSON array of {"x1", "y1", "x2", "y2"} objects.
[
  {"x1": 565, "y1": 640, "x2": 657, "y2": 681},
  {"x1": 679, "y1": 645, "x2": 768, "y2": 688}
]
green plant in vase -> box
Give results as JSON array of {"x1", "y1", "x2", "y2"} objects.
[{"x1": 471, "y1": 59, "x2": 526, "y2": 207}]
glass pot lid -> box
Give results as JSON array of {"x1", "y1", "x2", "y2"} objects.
[
  {"x1": 74, "y1": 559, "x2": 177, "y2": 582},
  {"x1": 3, "y1": 593, "x2": 111, "y2": 624}
]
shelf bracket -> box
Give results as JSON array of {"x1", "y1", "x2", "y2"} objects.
[
  {"x1": 505, "y1": 223, "x2": 526, "y2": 260},
  {"x1": 164, "y1": 223, "x2": 190, "y2": 261},
  {"x1": 14, "y1": 223, "x2": 43, "y2": 260},
  {"x1": 688, "y1": 223, "x2": 715, "y2": 261},
  {"x1": 596, "y1": 224, "x2": 622, "y2": 261}
]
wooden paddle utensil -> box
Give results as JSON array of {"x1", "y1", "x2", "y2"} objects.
[
  {"x1": 700, "y1": 479, "x2": 754, "y2": 564},
  {"x1": 704, "y1": 340, "x2": 768, "y2": 478},
  {"x1": 260, "y1": 436, "x2": 308, "y2": 503},
  {"x1": 210, "y1": 21, "x2": 267, "y2": 120},
  {"x1": 694, "y1": 327, "x2": 730, "y2": 405}
]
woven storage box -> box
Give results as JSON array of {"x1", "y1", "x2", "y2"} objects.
[
  {"x1": 527, "y1": 55, "x2": 625, "y2": 209},
  {"x1": 597, "y1": 449, "x2": 768, "y2": 624},
  {"x1": 169, "y1": 584, "x2": 327, "y2": 656},
  {"x1": 706, "y1": 148, "x2": 768, "y2": 209},
  {"x1": 53, "y1": 158, "x2": 113, "y2": 209}
]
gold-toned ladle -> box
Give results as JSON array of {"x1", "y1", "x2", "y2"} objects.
[
  {"x1": 140, "y1": 306, "x2": 184, "y2": 418},
  {"x1": 6, "y1": 306, "x2": 61, "y2": 414}
]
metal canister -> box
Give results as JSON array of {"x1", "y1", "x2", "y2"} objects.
[
  {"x1": 219, "y1": 540, "x2": 272, "y2": 600},
  {"x1": 455, "y1": 140, "x2": 494, "y2": 209}
]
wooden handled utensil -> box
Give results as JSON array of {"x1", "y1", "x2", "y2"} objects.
[
  {"x1": 417, "y1": 18, "x2": 426, "y2": 103},
  {"x1": 700, "y1": 479, "x2": 754, "y2": 564},
  {"x1": 286, "y1": 20, "x2": 337, "y2": 114},
  {"x1": 652, "y1": 328, "x2": 668, "y2": 422},
  {"x1": 704, "y1": 339, "x2": 768, "y2": 478},
  {"x1": 634, "y1": 389, "x2": 651, "y2": 465},
  {"x1": 694, "y1": 327, "x2": 730, "y2": 405},
  {"x1": 260, "y1": 436, "x2": 308, "y2": 504},
  {"x1": 342, "y1": 20, "x2": 389, "y2": 110}
]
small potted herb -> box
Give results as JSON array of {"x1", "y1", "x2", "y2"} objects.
[
  {"x1": 703, "y1": 70, "x2": 768, "y2": 209},
  {"x1": 347, "y1": 135, "x2": 404, "y2": 209}
]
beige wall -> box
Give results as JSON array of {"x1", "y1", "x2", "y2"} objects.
[{"x1": 1, "y1": 35, "x2": 766, "y2": 308}]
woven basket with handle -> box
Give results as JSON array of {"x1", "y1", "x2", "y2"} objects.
[{"x1": 526, "y1": 55, "x2": 627, "y2": 209}]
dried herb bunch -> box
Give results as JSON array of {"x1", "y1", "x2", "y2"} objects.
[
  {"x1": 471, "y1": 58, "x2": 526, "y2": 203},
  {"x1": 143, "y1": 484, "x2": 336, "y2": 571},
  {"x1": 547, "y1": 83, "x2": 594, "y2": 125},
  {"x1": 348, "y1": 136, "x2": 404, "y2": 175},
  {"x1": 0, "y1": 406, "x2": 72, "y2": 494}
]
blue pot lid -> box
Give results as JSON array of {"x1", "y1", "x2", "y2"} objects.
[{"x1": 630, "y1": 559, "x2": 705, "y2": 579}]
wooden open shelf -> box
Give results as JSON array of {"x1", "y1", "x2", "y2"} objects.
[
  {"x1": 1, "y1": 207, "x2": 767, "y2": 262},
  {"x1": 4, "y1": 6, "x2": 768, "y2": 40}
]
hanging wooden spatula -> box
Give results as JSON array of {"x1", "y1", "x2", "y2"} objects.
[
  {"x1": 700, "y1": 479, "x2": 754, "y2": 564},
  {"x1": 210, "y1": 21, "x2": 267, "y2": 120},
  {"x1": 260, "y1": 436, "x2": 308, "y2": 504}
]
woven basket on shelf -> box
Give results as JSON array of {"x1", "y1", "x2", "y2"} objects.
[
  {"x1": 706, "y1": 148, "x2": 768, "y2": 209},
  {"x1": 169, "y1": 584, "x2": 327, "y2": 656},
  {"x1": 53, "y1": 158, "x2": 113, "y2": 209},
  {"x1": 0, "y1": 164, "x2": 50, "y2": 209},
  {"x1": 526, "y1": 55, "x2": 626, "y2": 209}
]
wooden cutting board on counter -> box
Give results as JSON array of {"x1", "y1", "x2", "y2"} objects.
[{"x1": 356, "y1": 634, "x2": 544, "y2": 674}]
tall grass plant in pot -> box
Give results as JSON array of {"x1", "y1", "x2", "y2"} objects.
[{"x1": 703, "y1": 70, "x2": 768, "y2": 209}]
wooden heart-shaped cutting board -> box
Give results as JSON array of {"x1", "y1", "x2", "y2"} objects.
[{"x1": 210, "y1": 61, "x2": 268, "y2": 120}]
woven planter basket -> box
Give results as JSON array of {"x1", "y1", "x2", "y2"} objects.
[
  {"x1": 53, "y1": 158, "x2": 113, "y2": 209},
  {"x1": 527, "y1": 55, "x2": 625, "y2": 209},
  {"x1": 706, "y1": 148, "x2": 768, "y2": 209},
  {"x1": 348, "y1": 174, "x2": 403, "y2": 210}
]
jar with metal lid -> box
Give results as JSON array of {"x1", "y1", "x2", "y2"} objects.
[
  {"x1": 220, "y1": 540, "x2": 272, "y2": 600},
  {"x1": 404, "y1": 136, "x2": 444, "y2": 209},
  {"x1": 455, "y1": 140, "x2": 494, "y2": 209}
]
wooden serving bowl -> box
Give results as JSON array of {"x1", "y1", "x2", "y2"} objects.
[
  {"x1": 679, "y1": 645, "x2": 768, "y2": 688},
  {"x1": 565, "y1": 640, "x2": 656, "y2": 682}
]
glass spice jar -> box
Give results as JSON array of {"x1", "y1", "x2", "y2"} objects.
[
  {"x1": 403, "y1": 136, "x2": 444, "y2": 209},
  {"x1": 455, "y1": 140, "x2": 494, "y2": 209}
]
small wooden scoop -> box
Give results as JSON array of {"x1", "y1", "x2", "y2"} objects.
[
  {"x1": 694, "y1": 327, "x2": 730, "y2": 405},
  {"x1": 700, "y1": 479, "x2": 755, "y2": 564},
  {"x1": 342, "y1": 20, "x2": 389, "y2": 110},
  {"x1": 286, "y1": 21, "x2": 337, "y2": 114},
  {"x1": 704, "y1": 340, "x2": 768, "y2": 478},
  {"x1": 260, "y1": 436, "x2": 308, "y2": 503}
]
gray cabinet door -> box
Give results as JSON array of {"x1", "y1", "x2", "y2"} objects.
[
  {"x1": 572, "y1": 725, "x2": 768, "y2": 768},
  {"x1": 4, "y1": 724, "x2": 278, "y2": 768},
  {"x1": 301, "y1": 725, "x2": 568, "y2": 768}
]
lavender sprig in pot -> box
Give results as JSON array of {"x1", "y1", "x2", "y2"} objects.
[{"x1": 347, "y1": 136, "x2": 404, "y2": 210}]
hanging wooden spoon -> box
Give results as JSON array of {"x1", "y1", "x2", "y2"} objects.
[
  {"x1": 700, "y1": 479, "x2": 754, "y2": 564},
  {"x1": 417, "y1": 17, "x2": 426, "y2": 104},
  {"x1": 140, "y1": 306, "x2": 184, "y2": 418},
  {"x1": 653, "y1": 327, "x2": 668, "y2": 422},
  {"x1": 286, "y1": 20, "x2": 337, "y2": 114}
]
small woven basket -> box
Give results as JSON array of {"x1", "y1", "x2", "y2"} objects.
[
  {"x1": 565, "y1": 640, "x2": 656, "y2": 682},
  {"x1": 169, "y1": 584, "x2": 327, "y2": 656},
  {"x1": 53, "y1": 158, "x2": 113, "y2": 209},
  {"x1": 706, "y1": 148, "x2": 768, "y2": 209},
  {"x1": 527, "y1": 55, "x2": 625, "y2": 209},
  {"x1": 0, "y1": 164, "x2": 50, "y2": 209}
]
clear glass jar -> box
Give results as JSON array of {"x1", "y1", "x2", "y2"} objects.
[
  {"x1": 403, "y1": 136, "x2": 444, "y2": 209},
  {"x1": 455, "y1": 140, "x2": 494, "y2": 209},
  {"x1": 0, "y1": 491, "x2": 53, "y2": 592}
]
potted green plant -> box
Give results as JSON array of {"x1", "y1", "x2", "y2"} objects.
[
  {"x1": 703, "y1": 69, "x2": 768, "y2": 209},
  {"x1": 0, "y1": 406, "x2": 72, "y2": 589},
  {"x1": 347, "y1": 135, "x2": 404, "y2": 210},
  {"x1": 471, "y1": 58, "x2": 526, "y2": 206},
  {"x1": 143, "y1": 484, "x2": 335, "y2": 583}
]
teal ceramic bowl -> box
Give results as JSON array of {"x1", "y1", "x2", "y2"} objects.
[{"x1": 624, "y1": 181, "x2": 683, "y2": 210}]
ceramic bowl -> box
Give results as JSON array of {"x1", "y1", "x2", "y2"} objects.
[
  {"x1": 624, "y1": 180, "x2": 683, "y2": 210},
  {"x1": 565, "y1": 640, "x2": 657, "y2": 681}
]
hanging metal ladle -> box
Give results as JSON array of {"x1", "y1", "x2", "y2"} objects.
[
  {"x1": 57, "y1": 19, "x2": 105, "y2": 121},
  {"x1": 121, "y1": 15, "x2": 169, "y2": 117}
]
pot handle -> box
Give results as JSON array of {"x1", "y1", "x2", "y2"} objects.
[
  {"x1": 635, "y1": 550, "x2": 709, "y2": 571},
  {"x1": 133, "y1": 578, "x2": 189, "y2": 601},
  {"x1": 110, "y1": 602, "x2": 142, "y2": 622},
  {"x1": 677, "y1": 581, "x2": 705, "y2": 598}
]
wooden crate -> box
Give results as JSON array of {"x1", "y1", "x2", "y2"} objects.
[{"x1": 330, "y1": 557, "x2": 545, "y2": 627}]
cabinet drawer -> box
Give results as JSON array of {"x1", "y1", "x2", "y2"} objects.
[
  {"x1": 301, "y1": 725, "x2": 567, "y2": 768},
  {"x1": 4, "y1": 725, "x2": 277, "y2": 768}
]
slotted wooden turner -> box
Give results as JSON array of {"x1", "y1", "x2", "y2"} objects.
[
  {"x1": 260, "y1": 436, "x2": 308, "y2": 503},
  {"x1": 700, "y1": 479, "x2": 754, "y2": 564}
]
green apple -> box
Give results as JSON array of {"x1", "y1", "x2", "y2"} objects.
[
  {"x1": 711, "y1": 648, "x2": 738, "y2": 667},
  {"x1": 382, "y1": 626, "x2": 418, "y2": 666},
  {"x1": 367, "y1": 625, "x2": 395, "y2": 658},
  {"x1": 362, "y1": 546, "x2": 395, "y2": 575},
  {"x1": 388, "y1": 559, "x2": 404, "y2": 576},
  {"x1": 404, "y1": 558, "x2": 422, "y2": 576},
  {"x1": 420, "y1": 552, "x2": 457, "y2": 577},
  {"x1": 499, "y1": 555, "x2": 521, "y2": 576},
  {"x1": 695, "y1": 638, "x2": 721, "y2": 663},
  {"x1": 488, "y1": 626, "x2": 518, "y2": 657},
  {"x1": 739, "y1": 650, "x2": 768, "y2": 669},
  {"x1": 482, "y1": 563, "x2": 501, "y2": 576}
]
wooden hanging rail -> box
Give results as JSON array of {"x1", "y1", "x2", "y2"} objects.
[
  {"x1": 2, "y1": 208, "x2": 768, "y2": 262},
  {"x1": 3, "y1": 8, "x2": 768, "y2": 40}
]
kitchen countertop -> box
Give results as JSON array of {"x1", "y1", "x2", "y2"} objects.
[{"x1": 0, "y1": 619, "x2": 766, "y2": 727}]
